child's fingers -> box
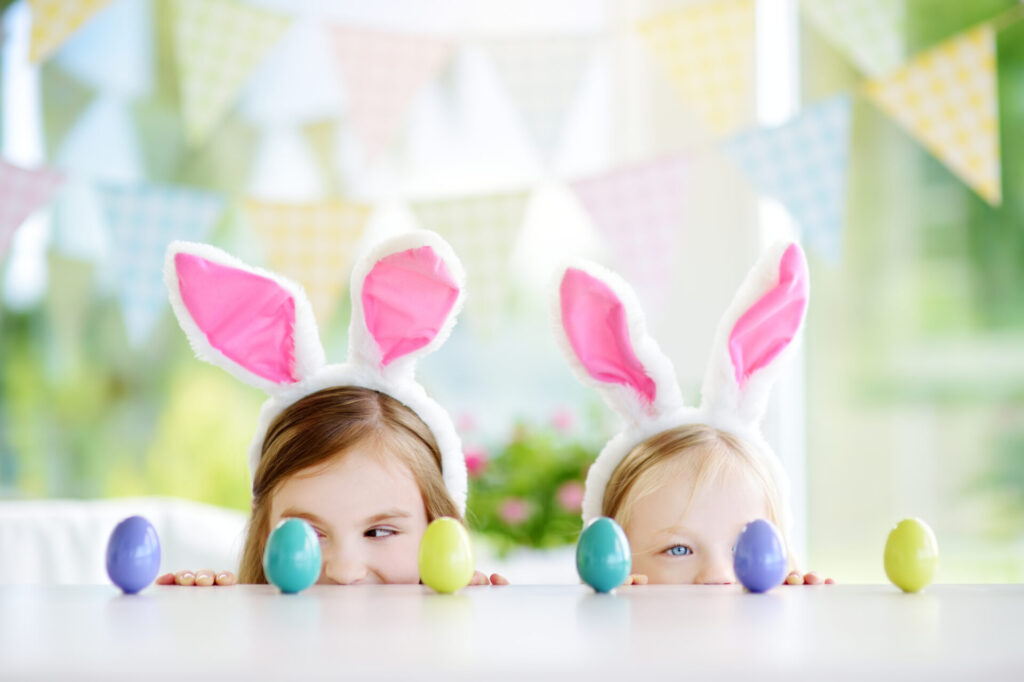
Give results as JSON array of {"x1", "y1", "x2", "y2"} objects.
[
  {"x1": 215, "y1": 571, "x2": 236, "y2": 586},
  {"x1": 804, "y1": 572, "x2": 824, "y2": 585},
  {"x1": 825, "y1": 578, "x2": 835, "y2": 584},
  {"x1": 174, "y1": 570, "x2": 196, "y2": 586},
  {"x1": 469, "y1": 570, "x2": 489, "y2": 586},
  {"x1": 155, "y1": 573, "x2": 176, "y2": 585},
  {"x1": 785, "y1": 571, "x2": 804, "y2": 585},
  {"x1": 194, "y1": 569, "x2": 216, "y2": 586},
  {"x1": 489, "y1": 573, "x2": 509, "y2": 586}
]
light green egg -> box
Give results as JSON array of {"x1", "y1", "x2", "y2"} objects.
[
  {"x1": 884, "y1": 518, "x2": 939, "y2": 593},
  {"x1": 418, "y1": 517, "x2": 474, "y2": 594}
]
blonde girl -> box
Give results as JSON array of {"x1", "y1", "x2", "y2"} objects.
[
  {"x1": 155, "y1": 231, "x2": 505, "y2": 586},
  {"x1": 555, "y1": 242, "x2": 829, "y2": 585}
]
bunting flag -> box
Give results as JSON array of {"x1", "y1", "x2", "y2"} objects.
[
  {"x1": 98, "y1": 183, "x2": 225, "y2": 344},
  {"x1": 569, "y1": 155, "x2": 688, "y2": 313},
  {"x1": 482, "y1": 35, "x2": 595, "y2": 158},
  {"x1": 410, "y1": 192, "x2": 530, "y2": 335},
  {"x1": 40, "y1": 62, "x2": 95, "y2": 157},
  {"x1": 863, "y1": 25, "x2": 1001, "y2": 205},
  {"x1": 0, "y1": 160, "x2": 65, "y2": 259},
  {"x1": 28, "y1": 0, "x2": 113, "y2": 63},
  {"x1": 637, "y1": 0, "x2": 755, "y2": 135},
  {"x1": 328, "y1": 26, "x2": 454, "y2": 162},
  {"x1": 172, "y1": 0, "x2": 290, "y2": 147},
  {"x1": 723, "y1": 95, "x2": 853, "y2": 262},
  {"x1": 800, "y1": 0, "x2": 905, "y2": 77},
  {"x1": 242, "y1": 199, "x2": 372, "y2": 324}
]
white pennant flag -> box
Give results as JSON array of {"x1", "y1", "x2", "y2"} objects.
[{"x1": 482, "y1": 35, "x2": 595, "y2": 158}]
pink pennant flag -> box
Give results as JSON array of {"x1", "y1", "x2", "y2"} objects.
[
  {"x1": 569, "y1": 155, "x2": 688, "y2": 314},
  {"x1": 0, "y1": 160, "x2": 65, "y2": 259},
  {"x1": 328, "y1": 26, "x2": 453, "y2": 162}
]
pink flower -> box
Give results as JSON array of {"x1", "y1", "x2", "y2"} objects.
[
  {"x1": 551, "y1": 407, "x2": 575, "y2": 433},
  {"x1": 556, "y1": 481, "x2": 584, "y2": 512},
  {"x1": 498, "y1": 498, "x2": 530, "y2": 525},
  {"x1": 464, "y1": 447, "x2": 488, "y2": 478}
]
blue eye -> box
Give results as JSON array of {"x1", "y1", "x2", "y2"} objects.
[
  {"x1": 666, "y1": 545, "x2": 693, "y2": 557},
  {"x1": 365, "y1": 527, "x2": 396, "y2": 538}
]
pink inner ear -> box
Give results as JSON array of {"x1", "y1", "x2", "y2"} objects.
[
  {"x1": 728, "y1": 244, "x2": 808, "y2": 390},
  {"x1": 361, "y1": 246, "x2": 459, "y2": 366},
  {"x1": 175, "y1": 253, "x2": 298, "y2": 384},
  {"x1": 560, "y1": 268, "x2": 656, "y2": 406}
]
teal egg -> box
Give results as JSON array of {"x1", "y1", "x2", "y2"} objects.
[
  {"x1": 263, "y1": 518, "x2": 322, "y2": 594},
  {"x1": 576, "y1": 517, "x2": 632, "y2": 593}
]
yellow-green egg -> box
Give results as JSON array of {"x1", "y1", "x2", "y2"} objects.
[
  {"x1": 418, "y1": 517, "x2": 474, "y2": 594},
  {"x1": 884, "y1": 518, "x2": 938, "y2": 593}
]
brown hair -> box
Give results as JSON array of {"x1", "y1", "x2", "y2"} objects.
[
  {"x1": 237, "y1": 386, "x2": 461, "y2": 583},
  {"x1": 603, "y1": 424, "x2": 785, "y2": 545}
]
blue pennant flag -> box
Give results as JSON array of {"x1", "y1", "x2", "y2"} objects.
[
  {"x1": 98, "y1": 183, "x2": 226, "y2": 345},
  {"x1": 723, "y1": 95, "x2": 852, "y2": 261}
]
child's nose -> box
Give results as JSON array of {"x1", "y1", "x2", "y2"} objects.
[
  {"x1": 321, "y1": 552, "x2": 368, "y2": 585},
  {"x1": 694, "y1": 553, "x2": 736, "y2": 585}
]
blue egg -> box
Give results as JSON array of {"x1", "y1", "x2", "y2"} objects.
[
  {"x1": 263, "y1": 518, "x2": 322, "y2": 594},
  {"x1": 734, "y1": 519, "x2": 788, "y2": 593},
  {"x1": 576, "y1": 516, "x2": 632, "y2": 593},
  {"x1": 106, "y1": 515, "x2": 161, "y2": 594}
]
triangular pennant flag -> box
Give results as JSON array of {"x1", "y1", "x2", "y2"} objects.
[
  {"x1": 723, "y1": 95, "x2": 853, "y2": 261},
  {"x1": 0, "y1": 160, "x2": 65, "y2": 259},
  {"x1": 410, "y1": 192, "x2": 529, "y2": 335},
  {"x1": 569, "y1": 155, "x2": 688, "y2": 313},
  {"x1": 328, "y1": 26, "x2": 453, "y2": 162},
  {"x1": 40, "y1": 62, "x2": 95, "y2": 158},
  {"x1": 800, "y1": 0, "x2": 905, "y2": 77},
  {"x1": 242, "y1": 199, "x2": 371, "y2": 324},
  {"x1": 172, "y1": 0, "x2": 290, "y2": 147},
  {"x1": 482, "y1": 35, "x2": 595, "y2": 158},
  {"x1": 28, "y1": 0, "x2": 113, "y2": 63},
  {"x1": 637, "y1": 0, "x2": 755, "y2": 135},
  {"x1": 864, "y1": 25, "x2": 1001, "y2": 205},
  {"x1": 98, "y1": 183, "x2": 225, "y2": 344}
]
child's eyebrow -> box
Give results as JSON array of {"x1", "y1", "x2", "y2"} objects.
[
  {"x1": 363, "y1": 509, "x2": 412, "y2": 525},
  {"x1": 658, "y1": 526, "x2": 694, "y2": 538},
  {"x1": 280, "y1": 508, "x2": 330, "y2": 529}
]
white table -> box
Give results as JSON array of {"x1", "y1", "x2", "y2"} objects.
[{"x1": 1, "y1": 584, "x2": 1021, "y2": 680}]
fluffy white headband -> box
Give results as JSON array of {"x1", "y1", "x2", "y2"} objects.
[
  {"x1": 554, "y1": 242, "x2": 809, "y2": 528},
  {"x1": 164, "y1": 230, "x2": 469, "y2": 515}
]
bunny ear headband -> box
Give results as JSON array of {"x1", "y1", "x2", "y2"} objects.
[
  {"x1": 165, "y1": 230, "x2": 468, "y2": 515},
  {"x1": 555, "y1": 242, "x2": 809, "y2": 527}
]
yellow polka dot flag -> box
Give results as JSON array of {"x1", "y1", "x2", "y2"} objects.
[
  {"x1": 28, "y1": 0, "x2": 112, "y2": 63},
  {"x1": 243, "y1": 199, "x2": 372, "y2": 325},
  {"x1": 637, "y1": 0, "x2": 755, "y2": 135},
  {"x1": 173, "y1": 0, "x2": 291, "y2": 147},
  {"x1": 863, "y1": 25, "x2": 1001, "y2": 205}
]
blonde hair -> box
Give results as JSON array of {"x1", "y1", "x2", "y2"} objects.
[
  {"x1": 238, "y1": 386, "x2": 461, "y2": 583},
  {"x1": 603, "y1": 424, "x2": 792, "y2": 562}
]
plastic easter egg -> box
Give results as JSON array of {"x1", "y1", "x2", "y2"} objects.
[
  {"x1": 734, "y1": 519, "x2": 788, "y2": 593},
  {"x1": 263, "y1": 518, "x2": 322, "y2": 594},
  {"x1": 418, "y1": 517, "x2": 474, "y2": 594},
  {"x1": 884, "y1": 518, "x2": 938, "y2": 593},
  {"x1": 576, "y1": 516, "x2": 631, "y2": 593},
  {"x1": 106, "y1": 515, "x2": 161, "y2": 594}
]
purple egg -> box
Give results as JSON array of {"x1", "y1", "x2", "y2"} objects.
[
  {"x1": 106, "y1": 516, "x2": 161, "y2": 594},
  {"x1": 733, "y1": 519, "x2": 788, "y2": 593}
]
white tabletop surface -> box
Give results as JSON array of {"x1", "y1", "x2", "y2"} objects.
[{"x1": 1, "y1": 583, "x2": 1021, "y2": 680}]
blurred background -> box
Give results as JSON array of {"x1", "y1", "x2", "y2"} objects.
[{"x1": 0, "y1": 0, "x2": 1021, "y2": 584}]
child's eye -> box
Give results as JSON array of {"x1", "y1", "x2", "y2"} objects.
[
  {"x1": 665, "y1": 545, "x2": 693, "y2": 557},
  {"x1": 365, "y1": 527, "x2": 397, "y2": 538}
]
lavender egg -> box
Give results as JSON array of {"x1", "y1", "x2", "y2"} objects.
[
  {"x1": 106, "y1": 516, "x2": 161, "y2": 594},
  {"x1": 733, "y1": 519, "x2": 787, "y2": 593}
]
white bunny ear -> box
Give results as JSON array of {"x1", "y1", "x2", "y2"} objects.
[
  {"x1": 165, "y1": 241, "x2": 326, "y2": 394},
  {"x1": 347, "y1": 230, "x2": 465, "y2": 381},
  {"x1": 555, "y1": 261, "x2": 684, "y2": 427},
  {"x1": 700, "y1": 242, "x2": 809, "y2": 426}
]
